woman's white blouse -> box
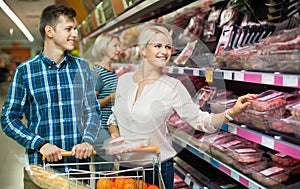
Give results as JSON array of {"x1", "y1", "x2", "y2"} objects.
[{"x1": 108, "y1": 72, "x2": 216, "y2": 164}]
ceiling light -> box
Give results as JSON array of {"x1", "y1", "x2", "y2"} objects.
[{"x1": 0, "y1": 0, "x2": 34, "y2": 42}]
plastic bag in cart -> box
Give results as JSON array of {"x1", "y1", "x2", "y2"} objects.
[{"x1": 102, "y1": 137, "x2": 150, "y2": 155}]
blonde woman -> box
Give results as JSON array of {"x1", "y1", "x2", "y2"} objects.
[{"x1": 108, "y1": 25, "x2": 257, "y2": 188}]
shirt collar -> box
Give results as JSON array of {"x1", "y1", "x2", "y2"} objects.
[{"x1": 39, "y1": 49, "x2": 69, "y2": 66}]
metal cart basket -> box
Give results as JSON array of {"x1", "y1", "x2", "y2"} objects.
[{"x1": 29, "y1": 146, "x2": 165, "y2": 189}]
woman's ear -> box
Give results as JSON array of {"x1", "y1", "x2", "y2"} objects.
[{"x1": 141, "y1": 47, "x2": 146, "y2": 57}]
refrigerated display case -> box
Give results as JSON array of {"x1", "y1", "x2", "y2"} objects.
[{"x1": 78, "y1": 0, "x2": 300, "y2": 188}]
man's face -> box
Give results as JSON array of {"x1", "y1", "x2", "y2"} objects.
[{"x1": 51, "y1": 15, "x2": 78, "y2": 52}]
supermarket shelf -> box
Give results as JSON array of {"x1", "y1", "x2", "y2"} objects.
[
  {"x1": 172, "y1": 134, "x2": 268, "y2": 189},
  {"x1": 163, "y1": 66, "x2": 300, "y2": 88},
  {"x1": 174, "y1": 157, "x2": 206, "y2": 189},
  {"x1": 82, "y1": 0, "x2": 196, "y2": 43},
  {"x1": 221, "y1": 123, "x2": 300, "y2": 160}
]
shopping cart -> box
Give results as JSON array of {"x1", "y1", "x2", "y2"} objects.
[{"x1": 29, "y1": 146, "x2": 165, "y2": 189}]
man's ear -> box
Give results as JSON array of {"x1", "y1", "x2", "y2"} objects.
[{"x1": 45, "y1": 25, "x2": 54, "y2": 38}]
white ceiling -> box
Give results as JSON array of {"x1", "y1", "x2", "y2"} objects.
[{"x1": 0, "y1": 0, "x2": 55, "y2": 49}]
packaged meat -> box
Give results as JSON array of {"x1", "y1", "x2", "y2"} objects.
[
  {"x1": 268, "y1": 151, "x2": 300, "y2": 167},
  {"x1": 208, "y1": 98, "x2": 237, "y2": 113},
  {"x1": 269, "y1": 116, "x2": 300, "y2": 136},
  {"x1": 103, "y1": 137, "x2": 149, "y2": 155},
  {"x1": 249, "y1": 90, "x2": 286, "y2": 112},
  {"x1": 211, "y1": 137, "x2": 256, "y2": 165},
  {"x1": 198, "y1": 132, "x2": 233, "y2": 151},
  {"x1": 233, "y1": 157, "x2": 267, "y2": 175},
  {"x1": 287, "y1": 101, "x2": 300, "y2": 120},
  {"x1": 233, "y1": 111, "x2": 251, "y2": 125},
  {"x1": 194, "y1": 86, "x2": 216, "y2": 108},
  {"x1": 229, "y1": 146, "x2": 264, "y2": 163},
  {"x1": 251, "y1": 164, "x2": 290, "y2": 186},
  {"x1": 250, "y1": 119, "x2": 270, "y2": 130},
  {"x1": 247, "y1": 106, "x2": 285, "y2": 122}
]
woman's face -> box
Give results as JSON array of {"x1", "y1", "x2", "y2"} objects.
[
  {"x1": 107, "y1": 37, "x2": 121, "y2": 61},
  {"x1": 145, "y1": 32, "x2": 172, "y2": 67}
]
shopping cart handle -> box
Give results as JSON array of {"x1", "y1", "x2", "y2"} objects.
[
  {"x1": 135, "y1": 146, "x2": 160, "y2": 155},
  {"x1": 42, "y1": 150, "x2": 97, "y2": 162}
]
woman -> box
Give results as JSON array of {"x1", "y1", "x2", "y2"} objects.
[
  {"x1": 91, "y1": 33, "x2": 121, "y2": 171},
  {"x1": 108, "y1": 25, "x2": 257, "y2": 188}
]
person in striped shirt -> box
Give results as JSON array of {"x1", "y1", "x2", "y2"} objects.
[
  {"x1": 0, "y1": 4, "x2": 101, "y2": 188},
  {"x1": 90, "y1": 33, "x2": 121, "y2": 171}
]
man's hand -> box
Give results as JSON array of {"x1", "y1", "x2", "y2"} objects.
[
  {"x1": 71, "y1": 142, "x2": 94, "y2": 159},
  {"x1": 39, "y1": 143, "x2": 64, "y2": 162}
]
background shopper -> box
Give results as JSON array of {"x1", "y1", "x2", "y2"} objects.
[{"x1": 90, "y1": 33, "x2": 121, "y2": 171}]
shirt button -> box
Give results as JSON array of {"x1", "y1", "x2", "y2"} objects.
[
  {"x1": 60, "y1": 119, "x2": 64, "y2": 122},
  {"x1": 48, "y1": 66, "x2": 51, "y2": 69},
  {"x1": 59, "y1": 102, "x2": 63, "y2": 106}
]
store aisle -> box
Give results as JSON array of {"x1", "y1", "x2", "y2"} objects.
[{"x1": 0, "y1": 82, "x2": 24, "y2": 189}]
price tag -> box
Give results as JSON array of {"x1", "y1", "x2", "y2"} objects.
[
  {"x1": 193, "y1": 69, "x2": 199, "y2": 76},
  {"x1": 248, "y1": 181, "x2": 259, "y2": 189},
  {"x1": 231, "y1": 171, "x2": 239, "y2": 181},
  {"x1": 184, "y1": 175, "x2": 191, "y2": 185},
  {"x1": 205, "y1": 68, "x2": 213, "y2": 83},
  {"x1": 234, "y1": 72, "x2": 244, "y2": 81},
  {"x1": 193, "y1": 183, "x2": 200, "y2": 189},
  {"x1": 283, "y1": 75, "x2": 298, "y2": 87},
  {"x1": 224, "y1": 71, "x2": 232, "y2": 80},
  {"x1": 262, "y1": 74, "x2": 274, "y2": 85},
  {"x1": 203, "y1": 154, "x2": 211, "y2": 163},
  {"x1": 178, "y1": 68, "x2": 184, "y2": 74},
  {"x1": 261, "y1": 136, "x2": 274, "y2": 149},
  {"x1": 228, "y1": 125, "x2": 237, "y2": 134}
]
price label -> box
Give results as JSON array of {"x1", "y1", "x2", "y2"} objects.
[
  {"x1": 262, "y1": 136, "x2": 274, "y2": 149},
  {"x1": 203, "y1": 154, "x2": 211, "y2": 163},
  {"x1": 178, "y1": 68, "x2": 184, "y2": 74},
  {"x1": 234, "y1": 72, "x2": 244, "y2": 81},
  {"x1": 184, "y1": 176, "x2": 191, "y2": 185},
  {"x1": 193, "y1": 69, "x2": 199, "y2": 76},
  {"x1": 228, "y1": 125, "x2": 237, "y2": 134},
  {"x1": 283, "y1": 75, "x2": 298, "y2": 87},
  {"x1": 193, "y1": 183, "x2": 200, "y2": 189},
  {"x1": 224, "y1": 71, "x2": 232, "y2": 80},
  {"x1": 262, "y1": 74, "x2": 274, "y2": 85},
  {"x1": 231, "y1": 171, "x2": 239, "y2": 181},
  {"x1": 205, "y1": 68, "x2": 213, "y2": 83},
  {"x1": 248, "y1": 181, "x2": 259, "y2": 189}
]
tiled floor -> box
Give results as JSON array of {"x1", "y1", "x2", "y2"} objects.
[{"x1": 0, "y1": 82, "x2": 24, "y2": 189}]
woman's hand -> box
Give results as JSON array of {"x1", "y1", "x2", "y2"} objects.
[{"x1": 228, "y1": 94, "x2": 258, "y2": 118}]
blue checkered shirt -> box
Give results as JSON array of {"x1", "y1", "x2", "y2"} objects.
[{"x1": 1, "y1": 51, "x2": 102, "y2": 169}]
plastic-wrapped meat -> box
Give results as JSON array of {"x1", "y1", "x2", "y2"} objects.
[
  {"x1": 252, "y1": 166, "x2": 289, "y2": 186},
  {"x1": 262, "y1": 27, "x2": 300, "y2": 45}
]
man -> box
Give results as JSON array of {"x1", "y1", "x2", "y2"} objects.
[{"x1": 1, "y1": 4, "x2": 101, "y2": 188}]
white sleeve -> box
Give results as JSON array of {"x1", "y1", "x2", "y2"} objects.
[
  {"x1": 172, "y1": 81, "x2": 217, "y2": 133},
  {"x1": 107, "y1": 111, "x2": 118, "y2": 126}
]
